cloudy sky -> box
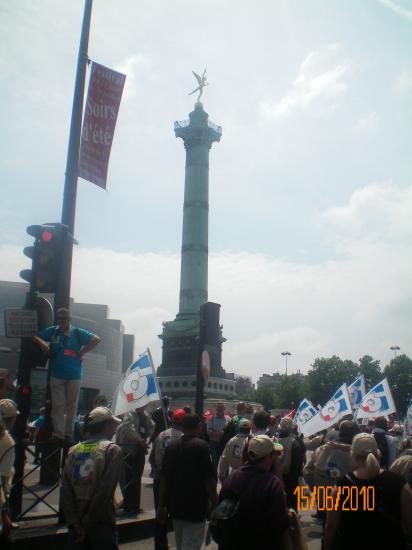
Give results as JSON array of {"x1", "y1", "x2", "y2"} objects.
[{"x1": 1, "y1": 0, "x2": 411, "y2": 381}]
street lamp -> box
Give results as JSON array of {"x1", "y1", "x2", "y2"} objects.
[
  {"x1": 281, "y1": 351, "x2": 291, "y2": 409},
  {"x1": 390, "y1": 345, "x2": 400, "y2": 358},
  {"x1": 281, "y1": 351, "x2": 291, "y2": 377}
]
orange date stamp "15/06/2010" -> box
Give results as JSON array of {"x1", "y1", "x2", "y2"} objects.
[{"x1": 293, "y1": 485, "x2": 375, "y2": 512}]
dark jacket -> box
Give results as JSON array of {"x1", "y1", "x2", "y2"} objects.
[{"x1": 151, "y1": 407, "x2": 171, "y2": 441}]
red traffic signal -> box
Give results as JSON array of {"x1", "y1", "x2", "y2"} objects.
[
  {"x1": 20, "y1": 224, "x2": 68, "y2": 293},
  {"x1": 41, "y1": 231, "x2": 53, "y2": 243}
]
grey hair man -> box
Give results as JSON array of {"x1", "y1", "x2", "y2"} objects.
[{"x1": 32, "y1": 308, "x2": 100, "y2": 443}]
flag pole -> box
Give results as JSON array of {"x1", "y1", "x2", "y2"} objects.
[
  {"x1": 147, "y1": 348, "x2": 161, "y2": 397},
  {"x1": 147, "y1": 348, "x2": 168, "y2": 429}
]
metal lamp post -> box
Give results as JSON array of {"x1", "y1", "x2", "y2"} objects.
[
  {"x1": 390, "y1": 345, "x2": 400, "y2": 358},
  {"x1": 281, "y1": 351, "x2": 291, "y2": 407},
  {"x1": 281, "y1": 351, "x2": 291, "y2": 377}
]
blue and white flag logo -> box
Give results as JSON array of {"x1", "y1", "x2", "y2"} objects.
[
  {"x1": 356, "y1": 378, "x2": 396, "y2": 420},
  {"x1": 111, "y1": 349, "x2": 161, "y2": 416},
  {"x1": 298, "y1": 384, "x2": 352, "y2": 438},
  {"x1": 295, "y1": 398, "x2": 317, "y2": 426},
  {"x1": 348, "y1": 375, "x2": 366, "y2": 408},
  {"x1": 321, "y1": 385, "x2": 351, "y2": 422},
  {"x1": 404, "y1": 398, "x2": 412, "y2": 438}
]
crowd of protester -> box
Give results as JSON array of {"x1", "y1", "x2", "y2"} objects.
[{"x1": 1, "y1": 394, "x2": 412, "y2": 550}]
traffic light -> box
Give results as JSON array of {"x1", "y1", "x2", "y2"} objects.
[
  {"x1": 20, "y1": 223, "x2": 67, "y2": 293},
  {"x1": 201, "y1": 302, "x2": 221, "y2": 345}
]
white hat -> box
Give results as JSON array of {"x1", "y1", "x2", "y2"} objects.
[{"x1": 87, "y1": 407, "x2": 121, "y2": 426}]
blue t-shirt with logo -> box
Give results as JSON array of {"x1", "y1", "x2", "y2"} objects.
[{"x1": 37, "y1": 325, "x2": 96, "y2": 380}]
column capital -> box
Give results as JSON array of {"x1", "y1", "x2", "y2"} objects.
[{"x1": 174, "y1": 104, "x2": 222, "y2": 149}]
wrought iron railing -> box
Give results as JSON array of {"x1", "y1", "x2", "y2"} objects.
[
  {"x1": 174, "y1": 119, "x2": 222, "y2": 135},
  {"x1": 174, "y1": 119, "x2": 189, "y2": 129},
  {"x1": 208, "y1": 121, "x2": 222, "y2": 135}
]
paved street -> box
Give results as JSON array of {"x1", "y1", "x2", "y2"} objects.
[
  {"x1": 119, "y1": 510, "x2": 323, "y2": 550},
  {"x1": 18, "y1": 450, "x2": 322, "y2": 549}
]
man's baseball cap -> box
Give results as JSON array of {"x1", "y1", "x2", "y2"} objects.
[
  {"x1": 0, "y1": 399, "x2": 19, "y2": 418},
  {"x1": 239, "y1": 418, "x2": 251, "y2": 430},
  {"x1": 87, "y1": 406, "x2": 121, "y2": 426},
  {"x1": 247, "y1": 435, "x2": 278, "y2": 460},
  {"x1": 351, "y1": 433, "x2": 378, "y2": 457},
  {"x1": 172, "y1": 409, "x2": 186, "y2": 425}
]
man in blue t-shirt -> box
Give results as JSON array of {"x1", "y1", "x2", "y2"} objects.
[{"x1": 32, "y1": 308, "x2": 100, "y2": 442}]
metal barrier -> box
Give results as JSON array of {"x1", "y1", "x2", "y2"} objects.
[
  {"x1": 8, "y1": 443, "x2": 63, "y2": 522},
  {"x1": 6, "y1": 441, "x2": 140, "y2": 522}
]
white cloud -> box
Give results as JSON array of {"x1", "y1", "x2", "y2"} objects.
[
  {"x1": 354, "y1": 112, "x2": 380, "y2": 135},
  {"x1": 379, "y1": 0, "x2": 412, "y2": 23},
  {"x1": 118, "y1": 54, "x2": 147, "y2": 100},
  {"x1": 393, "y1": 70, "x2": 412, "y2": 98},
  {"x1": 320, "y1": 182, "x2": 412, "y2": 245},
  {"x1": 261, "y1": 44, "x2": 351, "y2": 118},
  {"x1": 1, "y1": 182, "x2": 411, "y2": 381}
]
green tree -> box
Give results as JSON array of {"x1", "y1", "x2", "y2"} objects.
[
  {"x1": 358, "y1": 355, "x2": 381, "y2": 388},
  {"x1": 254, "y1": 386, "x2": 276, "y2": 411},
  {"x1": 274, "y1": 374, "x2": 307, "y2": 409},
  {"x1": 306, "y1": 356, "x2": 358, "y2": 405},
  {"x1": 383, "y1": 354, "x2": 412, "y2": 414}
]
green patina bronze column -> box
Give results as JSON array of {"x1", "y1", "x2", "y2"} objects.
[
  {"x1": 157, "y1": 101, "x2": 230, "y2": 395},
  {"x1": 175, "y1": 103, "x2": 221, "y2": 317}
]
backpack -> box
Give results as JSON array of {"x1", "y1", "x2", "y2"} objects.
[
  {"x1": 209, "y1": 494, "x2": 241, "y2": 545},
  {"x1": 67, "y1": 439, "x2": 112, "y2": 503},
  {"x1": 210, "y1": 474, "x2": 254, "y2": 545}
]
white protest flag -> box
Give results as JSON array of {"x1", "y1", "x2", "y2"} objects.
[
  {"x1": 295, "y1": 398, "x2": 318, "y2": 432},
  {"x1": 299, "y1": 384, "x2": 352, "y2": 438},
  {"x1": 355, "y1": 378, "x2": 396, "y2": 421},
  {"x1": 348, "y1": 375, "x2": 366, "y2": 410},
  {"x1": 403, "y1": 398, "x2": 412, "y2": 438},
  {"x1": 110, "y1": 349, "x2": 161, "y2": 416}
]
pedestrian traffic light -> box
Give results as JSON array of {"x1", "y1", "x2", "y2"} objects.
[{"x1": 20, "y1": 224, "x2": 67, "y2": 293}]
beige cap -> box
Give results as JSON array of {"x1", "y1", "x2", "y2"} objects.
[
  {"x1": 239, "y1": 418, "x2": 251, "y2": 430},
  {"x1": 87, "y1": 406, "x2": 121, "y2": 426},
  {"x1": 351, "y1": 433, "x2": 378, "y2": 457},
  {"x1": 279, "y1": 416, "x2": 294, "y2": 434},
  {"x1": 248, "y1": 435, "x2": 276, "y2": 460},
  {"x1": 0, "y1": 399, "x2": 19, "y2": 418}
]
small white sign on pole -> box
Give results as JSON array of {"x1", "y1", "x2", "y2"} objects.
[{"x1": 4, "y1": 309, "x2": 38, "y2": 338}]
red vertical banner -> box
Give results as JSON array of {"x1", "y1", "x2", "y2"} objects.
[{"x1": 78, "y1": 62, "x2": 126, "y2": 189}]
